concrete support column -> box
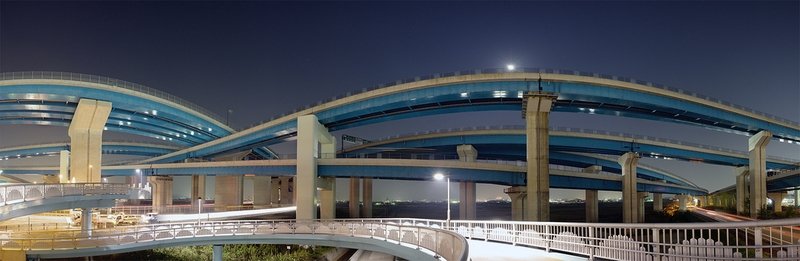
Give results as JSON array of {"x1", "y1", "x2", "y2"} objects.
[
  {"x1": 796, "y1": 190, "x2": 800, "y2": 207},
  {"x1": 459, "y1": 181, "x2": 477, "y2": 220},
  {"x1": 748, "y1": 131, "x2": 772, "y2": 218},
  {"x1": 349, "y1": 177, "x2": 360, "y2": 218},
  {"x1": 638, "y1": 192, "x2": 648, "y2": 223},
  {"x1": 505, "y1": 186, "x2": 526, "y2": 221},
  {"x1": 678, "y1": 195, "x2": 688, "y2": 211},
  {"x1": 191, "y1": 175, "x2": 206, "y2": 209},
  {"x1": 653, "y1": 193, "x2": 663, "y2": 211},
  {"x1": 523, "y1": 92, "x2": 557, "y2": 221},
  {"x1": 81, "y1": 208, "x2": 92, "y2": 236},
  {"x1": 68, "y1": 99, "x2": 112, "y2": 183},
  {"x1": 296, "y1": 115, "x2": 334, "y2": 220},
  {"x1": 734, "y1": 166, "x2": 749, "y2": 215},
  {"x1": 585, "y1": 190, "x2": 598, "y2": 223},
  {"x1": 148, "y1": 176, "x2": 173, "y2": 208},
  {"x1": 456, "y1": 144, "x2": 478, "y2": 220},
  {"x1": 618, "y1": 152, "x2": 640, "y2": 223},
  {"x1": 582, "y1": 165, "x2": 601, "y2": 223},
  {"x1": 362, "y1": 178, "x2": 373, "y2": 218},
  {"x1": 319, "y1": 177, "x2": 336, "y2": 219},
  {"x1": 59, "y1": 150, "x2": 70, "y2": 183},
  {"x1": 271, "y1": 178, "x2": 280, "y2": 204},
  {"x1": 768, "y1": 192, "x2": 787, "y2": 213},
  {"x1": 212, "y1": 245, "x2": 223, "y2": 261},
  {"x1": 279, "y1": 177, "x2": 292, "y2": 204},
  {"x1": 215, "y1": 175, "x2": 243, "y2": 211},
  {"x1": 252, "y1": 176, "x2": 272, "y2": 206}
]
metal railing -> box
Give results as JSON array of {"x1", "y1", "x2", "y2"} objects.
[
  {"x1": 0, "y1": 183, "x2": 129, "y2": 207},
  {"x1": 244, "y1": 67, "x2": 798, "y2": 130},
  {"x1": 0, "y1": 71, "x2": 227, "y2": 125},
  {"x1": 0, "y1": 219, "x2": 469, "y2": 261},
  {"x1": 110, "y1": 204, "x2": 295, "y2": 215}
]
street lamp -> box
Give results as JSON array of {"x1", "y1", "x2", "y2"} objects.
[
  {"x1": 433, "y1": 172, "x2": 451, "y2": 227},
  {"x1": 197, "y1": 197, "x2": 203, "y2": 225}
]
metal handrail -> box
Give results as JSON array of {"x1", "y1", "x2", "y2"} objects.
[
  {"x1": 0, "y1": 183, "x2": 129, "y2": 207},
  {"x1": 0, "y1": 71, "x2": 227, "y2": 126},
  {"x1": 245, "y1": 67, "x2": 798, "y2": 130},
  {"x1": 1, "y1": 219, "x2": 469, "y2": 261}
]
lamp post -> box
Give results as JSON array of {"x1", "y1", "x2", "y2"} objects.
[
  {"x1": 433, "y1": 173, "x2": 450, "y2": 228},
  {"x1": 197, "y1": 197, "x2": 203, "y2": 225}
]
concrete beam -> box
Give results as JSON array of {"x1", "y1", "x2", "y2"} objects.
[
  {"x1": 149, "y1": 176, "x2": 174, "y2": 208},
  {"x1": 653, "y1": 193, "x2": 663, "y2": 211},
  {"x1": 319, "y1": 177, "x2": 336, "y2": 219},
  {"x1": 524, "y1": 92, "x2": 557, "y2": 221},
  {"x1": 349, "y1": 177, "x2": 360, "y2": 218},
  {"x1": 271, "y1": 177, "x2": 280, "y2": 204},
  {"x1": 459, "y1": 181, "x2": 476, "y2": 220},
  {"x1": 279, "y1": 177, "x2": 292, "y2": 204},
  {"x1": 678, "y1": 195, "x2": 688, "y2": 211},
  {"x1": 213, "y1": 245, "x2": 223, "y2": 261},
  {"x1": 456, "y1": 144, "x2": 478, "y2": 162},
  {"x1": 362, "y1": 178, "x2": 373, "y2": 218},
  {"x1": 768, "y1": 192, "x2": 787, "y2": 213},
  {"x1": 618, "y1": 152, "x2": 640, "y2": 223},
  {"x1": 582, "y1": 165, "x2": 600, "y2": 223},
  {"x1": 191, "y1": 175, "x2": 206, "y2": 209},
  {"x1": 748, "y1": 131, "x2": 771, "y2": 218},
  {"x1": 215, "y1": 175, "x2": 243, "y2": 211},
  {"x1": 296, "y1": 115, "x2": 334, "y2": 220},
  {"x1": 253, "y1": 176, "x2": 272, "y2": 206},
  {"x1": 638, "y1": 192, "x2": 648, "y2": 223},
  {"x1": 68, "y1": 99, "x2": 111, "y2": 183},
  {"x1": 734, "y1": 166, "x2": 749, "y2": 215},
  {"x1": 505, "y1": 186, "x2": 526, "y2": 221},
  {"x1": 58, "y1": 150, "x2": 69, "y2": 183}
]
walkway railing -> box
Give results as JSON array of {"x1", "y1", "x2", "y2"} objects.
[
  {"x1": 111, "y1": 204, "x2": 295, "y2": 215},
  {"x1": 375, "y1": 218, "x2": 800, "y2": 260},
  {"x1": 0, "y1": 183, "x2": 129, "y2": 207},
  {"x1": 0, "y1": 219, "x2": 468, "y2": 261}
]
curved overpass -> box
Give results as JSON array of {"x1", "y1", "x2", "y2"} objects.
[
  {"x1": 9, "y1": 220, "x2": 468, "y2": 261},
  {"x1": 342, "y1": 126, "x2": 799, "y2": 170},
  {"x1": 0, "y1": 141, "x2": 182, "y2": 160},
  {"x1": 0, "y1": 183, "x2": 129, "y2": 221},
  {"x1": 139, "y1": 69, "x2": 799, "y2": 163},
  {"x1": 0, "y1": 159, "x2": 707, "y2": 195}
]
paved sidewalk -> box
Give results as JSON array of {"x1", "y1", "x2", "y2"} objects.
[{"x1": 467, "y1": 240, "x2": 587, "y2": 261}]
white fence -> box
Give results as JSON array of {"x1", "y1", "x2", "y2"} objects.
[
  {"x1": 0, "y1": 219, "x2": 468, "y2": 261},
  {"x1": 0, "y1": 183, "x2": 129, "y2": 207}
]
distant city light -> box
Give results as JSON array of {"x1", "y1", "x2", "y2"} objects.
[{"x1": 506, "y1": 64, "x2": 516, "y2": 71}]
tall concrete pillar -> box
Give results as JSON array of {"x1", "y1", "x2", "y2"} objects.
[
  {"x1": 456, "y1": 144, "x2": 478, "y2": 220},
  {"x1": 296, "y1": 115, "x2": 335, "y2": 220},
  {"x1": 252, "y1": 176, "x2": 272, "y2": 206},
  {"x1": 81, "y1": 208, "x2": 92, "y2": 236},
  {"x1": 505, "y1": 186, "x2": 526, "y2": 221},
  {"x1": 215, "y1": 175, "x2": 243, "y2": 211},
  {"x1": 585, "y1": 190, "x2": 598, "y2": 223},
  {"x1": 319, "y1": 177, "x2": 336, "y2": 219},
  {"x1": 582, "y1": 165, "x2": 601, "y2": 223},
  {"x1": 638, "y1": 192, "x2": 648, "y2": 223},
  {"x1": 68, "y1": 99, "x2": 112, "y2": 183},
  {"x1": 362, "y1": 178, "x2": 373, "y2": 218},
  {"x1": 459, "y1": 181, "x2": 477, "y2": 220},
  {"x1": 768, "y1": 192, "x2": 787, "y2": 213},
  {"x1": 271, "y1": 178, "x2": 280, "y2": 204},
  {"x1": 678, "y1": 195, "x2": 688, "y2": 211},
  {"x1": 349, "y1": 177, "x2": 360, "y2": 218},
  {"x1": 653, "y1": 193, "x2": 663, "y2": 211},
  {"x1": 523, "y1": 92, "x2": 557, "y2": 221},
  {"x1": 59, "y1": 150, "x2": 70, "y2": 183},
  {"x1": 191, "y1": 175, "x2": 206, "y2": 209},
  {"x1": 618, "y1": 152, "x2": 640, "y2": 223},
  {"x1": 748, "y1": 131, "x2": 771, "y2": 218},
  {"x1": 148, "y1": 176, "x2": 173, "y2": 208},
  {"x1": 734, "y1": 166, "x2": 749, "y2": 215},
  {"x1": 279, "y1": 177, "x2": 292, "y2": 204}
]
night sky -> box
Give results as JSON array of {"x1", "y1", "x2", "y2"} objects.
[{"x1": 1, "y1": 1, "x2": 798, "y2": 201}]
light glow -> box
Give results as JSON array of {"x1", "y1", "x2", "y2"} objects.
[
  {"x1": 506, "y1": 64, "x2": 516, "y2": 71},
  {"x1": 433, "y1": 173, "x2": 445, "y2": 180}
]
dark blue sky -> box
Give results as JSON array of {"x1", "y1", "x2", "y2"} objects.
[{"x1": 1, "y1": 1, "x2": 798, "y2": 200}]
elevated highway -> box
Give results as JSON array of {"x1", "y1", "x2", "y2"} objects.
[
  {"x1": 135, "y1": 69, "x2": 799, "y2": 163},
  {"x1": 0, "y1": 159, "x2": 707, "y2": 195},
  {"x1": 0, "y1": 141, "x2": 181, "y2": 160},
  {"x1": 0, "y1": 183, "x2": 128, "y2": 221}
]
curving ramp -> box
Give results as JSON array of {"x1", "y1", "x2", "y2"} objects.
[
  {"x1": 0, "y1": 183, "x2": 129, "y2": 221},
  {"x1": 138, "y1": 69, "x2": 800, "y2": 164}
]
